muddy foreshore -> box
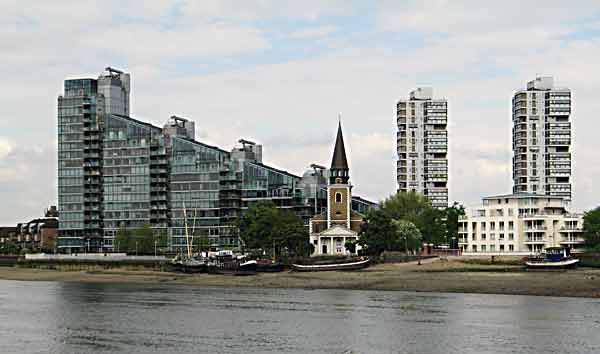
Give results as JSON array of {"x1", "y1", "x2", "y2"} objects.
[{"x1": 1, "y1": 259, "x2": 600, "y2": 298}]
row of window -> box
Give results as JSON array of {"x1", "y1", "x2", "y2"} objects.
[
  {"x1": 103, "y1": 166, "x2": 149, "y2": 176},
  {"x1": 104, "y1": 184, "x2": 149, "y2": 193},
  {"x1": 104, "y1": 193, "x2": 149, "y2": 202},
  {"x1": 104, "y1": 175, "x2": 149, "y2": 184},
  {"x1": 58, "y1": 168, "x2": 83, "y2": 177},
  {"x1": 470, "y1": 244, "x2": 515, "y2": 252},
  {"x1": 471, "y1": 233, "x2": 515, "y2": 241}
]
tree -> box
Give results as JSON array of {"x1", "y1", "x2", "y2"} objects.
[
  {"x1": 413, "y1": 207, "x2": 445, "y2": 245},
  {"x1": 344, "y1": 240, "x2": 357, "y2": 254},
  {"x1": 133, "y1": 224, "x2": 154, "y2": 254},
  {"x1": 114, "y1": 225, "x2": 133, "y2": 253},
  {"x1": 193, "y1": 229, "x2": 210, "y2": 254},
  {"x1": 583, "y1": 207, "x2": 600, "y2": 250},
  {"x1": 392, "y1": 219, "x2": 422, "y2": 253},
  {"x1": 114, "y1": 224, "x2": 163, "y2": 254},
  {"x1": 380, "y1": 191, "x2": 432, "y2": 222},
  {"x1": 357, "y1": 208, "x2": 396, "y2": 255},
  {"x1": 238, "y1": 201, "x2": 312, "y2": 258},
  {"x1": 444, "y1": 202, "x2": 465, "y2": 248}
]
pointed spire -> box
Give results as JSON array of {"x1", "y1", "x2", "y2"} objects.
[{"x1": 331, "y1": 120, "x2": 349, "y2": 170}]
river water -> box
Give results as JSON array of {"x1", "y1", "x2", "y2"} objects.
[{"x1": 1, "y1": 280, "x2": 600, "y2": 354}]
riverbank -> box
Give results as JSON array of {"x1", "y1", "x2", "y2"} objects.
[{"x1": 1, "y1": 258, "x2": 600, "y2": 298}]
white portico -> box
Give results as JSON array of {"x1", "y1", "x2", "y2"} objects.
[{"x1": 310, "y1": 225, "x2": 359, "y2": 256}]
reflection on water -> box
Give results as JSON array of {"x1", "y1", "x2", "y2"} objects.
[{"x1": 0, "y1": 280, "x2": 599, "y2": 354}]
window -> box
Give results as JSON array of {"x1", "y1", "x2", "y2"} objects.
[
  {"x1": 509, "y1": 245, "x2": 514, "y2": 251},
  {"x1": 481, "y1": 245, "x2": 487, "y2": 252},
  {"x1": 509, "y1": 233, "x2": 514, "y2": 240},
  {"x1": 499, "y1": 233, "x2": 504, "y2": 240},
  {"x1": 500, "y1": 245, "x2": 505, "y2": 252},
  {"x1": 490, "y1": 245, "x2": 495, "y2": 252},
  {"x1": 481, "y1": 233, "x2": 486, "y2": 240},
  {"x1": 335, "y1": 192, "x2": 342, "y2": 203}
]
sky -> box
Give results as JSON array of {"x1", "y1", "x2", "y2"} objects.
[{"x1": 1, "y1": 0, "x2": 600, "y2": 224}]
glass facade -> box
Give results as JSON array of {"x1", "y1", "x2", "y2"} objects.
[
  {"x1": 169, "y1": 137, "x2": 227, "y2": 251},
  {"x1": 57, "y1": 70, "x2": 376, "y2": 253},
  {"x1": 101, "y1": 115, "x2": 164, "y2": 248},
  {"x1": 57, "y1": 79, "x2": 97, "y2": 250}
]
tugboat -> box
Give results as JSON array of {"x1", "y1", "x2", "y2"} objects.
[{"x1": 525, "y1": 247, "x2": 580, "y2": 269}]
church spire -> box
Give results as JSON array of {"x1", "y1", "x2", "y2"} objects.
[{"x1": 330, "y1": 120, "x2": 349, "y2": 184}]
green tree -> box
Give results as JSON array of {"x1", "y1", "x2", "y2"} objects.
[
  {"x1": 413, "y1": 207, "x2": 446, "y2": 245},
  {"x1": 583, "y1": 207, "x2": 600, "y2": 250},
  {"x1": 380, "y1": 191, "x2": 432, "y2": 222},
  {"x1": 193, "y1": 229, "x2": 210, "y2": 254},
  {"x1": 238, "y1": 201, "x2": 312, "y2": 258},
  {"x1": 133, "y1": 224, "x2": 154, "y2": 254},
  {"x1": 114, "y1": 225, "x2": 133, "y2": 253},
  {"x1": 444, "y1": 202, "x2": 465, "y2": 248},
  {"x1": 392, "y1": 219, "x2": 422, "y2": 253},
  {"x1": 344, "y1": 240, "x2": 357, "y2": 254},
  {"x1": 275, "y1": 210, "x2": 313, "y2": 257},
  {"x1": 357, "y1": 208, "x2": 396, "y2": 255}
]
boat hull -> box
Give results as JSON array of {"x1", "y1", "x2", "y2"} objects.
[
  {"x1": 256, "y1": 263, "x2": 285, "y2": 273},
  {"x1": 525, "y1": 258, "x2": 580, "y2": 269},
  {"x1": 292, "y1": 258, "x2": 370, "y2": 272}
]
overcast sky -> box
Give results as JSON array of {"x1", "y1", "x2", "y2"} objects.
[{"x1": 1, "y1": 0, "x2": 600, "y2": 224}]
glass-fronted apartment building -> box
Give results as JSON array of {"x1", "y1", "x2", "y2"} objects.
[{"x1": 57, "y1": 68, "x2": 376, "y2": 253}]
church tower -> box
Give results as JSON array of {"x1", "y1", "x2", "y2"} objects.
[{"x1": 328, "y1": 121, "x2": 351, "y2": 229}]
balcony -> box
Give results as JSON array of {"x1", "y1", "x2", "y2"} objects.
[
  {"x1": 524, "y1": 237, "x2": 545, "y2": 244},
  {"x1": 525, "y1": 226, "x2": 547, "y2": 231},
  {"x1": 559, "y1": 238, "x2": 584, "y2": 245}
]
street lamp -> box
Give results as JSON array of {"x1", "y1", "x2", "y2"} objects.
[{"x1": 154, "y1": 240, "x2": 158, "y2": 257}]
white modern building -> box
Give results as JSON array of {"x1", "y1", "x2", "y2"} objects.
[
  {"x1": 512, "y1": 76, "x2": 572, "y2": 200},
  {"x1": 397, "y1": 87, "x2": 448, "y2": 208},
  {"x1": 458, "y1": 194, "x2": 584, "y2": 256}
]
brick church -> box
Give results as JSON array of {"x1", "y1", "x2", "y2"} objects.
[{"x1": 309, "y1": 122, "x2": 364, "y2": 255}]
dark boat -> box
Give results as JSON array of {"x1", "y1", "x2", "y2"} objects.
[
  {"x1": 256, "y1": 259, "x2": 285, "y2": 272},
  {"x1": 172, "y1": 256, "x2": 207, "y2": 273},
  {"x1": 292, "y1": 257, "x2": 370, "y2": 272},
  {"x1": 209, "y1": 259, "x2": 257, "y2": 276},
  {"x1": 526, "y1": 247, "x2": 579, "y2": 269}
]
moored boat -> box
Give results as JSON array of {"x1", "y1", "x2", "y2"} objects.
[
  {"x1": 256, "y1": 259, "x2": 285, "y2": 272},
  {"x1": 526, "y1": 247, "x2": 580, "y2": 269},
  {"x1": 172, "y1": 256, "x2": 207, "y2": 273},
  {"x1": 292, "y1": 257, "x2": 370, "y2": 272}
]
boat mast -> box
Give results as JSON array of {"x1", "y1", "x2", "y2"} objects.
[
  {"x1": 183, "y1": 202, "x2": 191, "y2": 258},
  {"x1": 190, "y1": 208, "x2": 198, "y2": 256}
]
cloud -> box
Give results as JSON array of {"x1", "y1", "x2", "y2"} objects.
[
  {"x1": 0, "y1": 142, "x2": 56, "y2": 225},
  {"x1": 0, "y1": 139, "x2": 12, "y2": 159},
  {"x1": 1, "y1": 1, "x2": 600, "y2": 224},
  {"x1": 289, "y1": 25, "x2": 338, "y2": 39}
]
